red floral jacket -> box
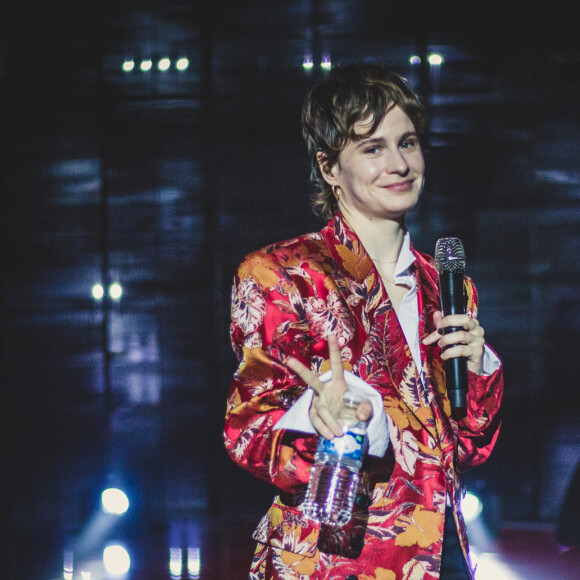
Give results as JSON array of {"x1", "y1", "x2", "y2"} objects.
[{"x1": 224, "y1": 214, "x2": 503, "y2": 580}]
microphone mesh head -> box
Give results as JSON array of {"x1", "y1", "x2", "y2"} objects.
[{"x1": 435, "y1": 237, "x2": 466, "y2": 273}]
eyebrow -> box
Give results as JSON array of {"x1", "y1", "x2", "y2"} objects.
[
  {"x1": 354, "y1": 131, "x2": 418, "y2": 149},
  {"x1": 355, "y1": 137, "x2": 385, "y2": 149}
]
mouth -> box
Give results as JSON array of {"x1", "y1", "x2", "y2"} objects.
[{"x1": 384, "y1": 179, "x2": 415, "y2": 192}]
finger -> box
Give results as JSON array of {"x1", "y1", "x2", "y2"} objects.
[
  {"x1": 312, "y1": 420, "x2": 339, "y2": 440},
  {"x1": 311, "y1": 397, "x2": 344, "y2": 438},
  {"x1": 437, "y1": 330, "x2": 473, "y2": 348},
  {"x1": 423, "y1": 311, "x2": 444, "y2": 345},
  {"x1": 437, "y1": 314, "x2": 479, "y2": 332},
  {"x1": 432, "y1": 310, "x2": 443, "y2": 326},
  {"x1": 327, "y1": 334, "x2": 345, "y2": 381},
  {"x1": 356, "y1": 399, "x2": 373, "y2": 422},
  {"x1": 309, "y1": 409, "x2": 338, "y2": 439},
  {"x1": 422, "y1": 329, "x2": 442, "y2": 345},
  {"x1": 286, "y1": 357, "x2": 325, "y2": 395},
  {"x1": 438, "y1": 324, "x2": 484, "y2": 349},
  {"x1": 439, "y1": 331, "x2": 485, "y2": 352},
  {"x1": 440, "y1": 341, "x2": 484, "y2": 364}
]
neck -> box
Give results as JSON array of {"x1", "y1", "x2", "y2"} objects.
[{"x1": 339, "y1": 207, "x2": 406, "y2": 263}]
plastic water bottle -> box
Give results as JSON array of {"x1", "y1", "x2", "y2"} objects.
[{"x1": 303, "y1": 391, "x2": 369, "y2": 527}]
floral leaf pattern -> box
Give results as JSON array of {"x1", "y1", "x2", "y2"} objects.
[
  {"x1": 303, "y1": 291, "x2": 354, "y2": 346},
  {"x1": 231, "y1": 276, "x2": 267, "y2": 335}
]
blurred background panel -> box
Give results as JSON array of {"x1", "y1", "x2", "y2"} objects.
[{"x1": 2, "y1": 1, "x2": 580, "y2": 579}]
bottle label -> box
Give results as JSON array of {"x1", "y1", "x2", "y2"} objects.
[{"x1": 317, "y1": 431, "x2": 367, "y2": 461}]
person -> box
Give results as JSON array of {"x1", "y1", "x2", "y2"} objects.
[{"x1": 224, "y1": 63, "x2": 503, "y2": 580}]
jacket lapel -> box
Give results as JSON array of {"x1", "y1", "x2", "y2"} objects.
[
  {"x1": 320, "y1": 215, "x2": 374, "y2": 345},
  {"x1": 320, "y1": 216, "x2": 455, "y2": 439},
  {"x1": 320, "y1": 217, "x2": 420, "y2": 404}
]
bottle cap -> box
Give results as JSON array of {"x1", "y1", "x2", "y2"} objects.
[{"x1": 342, "y1": 390, "x2": 364, "y2": 407}]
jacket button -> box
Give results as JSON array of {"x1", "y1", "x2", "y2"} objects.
[
  {"x1": 349, "y1": 535, "x2": 364, "y2": 551},
  {"x1": 346, "y1": 576, "x2": 359, "y2": 580},
  {"x1": 354, "y1": 493, "x2": 371, "y2": 509}
]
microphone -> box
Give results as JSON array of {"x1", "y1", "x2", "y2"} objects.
[{"x1": 435, "y1": 238, "x2": 468, "y2": 420}]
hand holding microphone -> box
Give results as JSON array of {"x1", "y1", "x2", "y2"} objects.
[{"x1": 422, "y1": 238, "x2": 486, "y2": 420}]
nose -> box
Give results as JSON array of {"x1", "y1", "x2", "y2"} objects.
[{"x1": 384, "y1": 149, "x2": 409, "y2": 175}]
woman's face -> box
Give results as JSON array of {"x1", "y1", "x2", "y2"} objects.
[{"x1": 321, "y1": 105, "x2": 425, "y2": 222}]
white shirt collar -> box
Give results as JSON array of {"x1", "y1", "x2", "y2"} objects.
[{"x1": 394, "y1": 231, "x2": 416, "y2": 279}]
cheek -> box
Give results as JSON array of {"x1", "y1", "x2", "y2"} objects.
[
  {"x1": 340, "y1": 160, "x2": 381, "y2": 191},
  {"x1": 360, "y1": 162, "x2": 384, "y2": 182},
  {"x1": 413, "y1": 153, "x2": 425, "y2": 175}
]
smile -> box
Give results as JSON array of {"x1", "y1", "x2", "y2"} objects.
[{"x1": 383, "y1": 180, "x2": 415, "y2": 192}]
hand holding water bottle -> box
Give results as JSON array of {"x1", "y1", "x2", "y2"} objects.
[
  {"x1": 286, "y1": 334, "x2": 373, "y2": 438},
  {"x1": 286, "y1": 334, "x2": 374, "y2": 527}
]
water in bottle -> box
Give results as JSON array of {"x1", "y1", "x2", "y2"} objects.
[{"x1": 303, "y1": 391, "x2": 369, "y2": 527}]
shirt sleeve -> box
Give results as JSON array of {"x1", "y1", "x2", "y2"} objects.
[
  {"x1": 272, "y1": 370, "x2": 390, "y2": 457},
  {"x1": 481, "y1": 344, "x2": 501, "y2": 376}
]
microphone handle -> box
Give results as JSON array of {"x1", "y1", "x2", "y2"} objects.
[
  {"x1": 445, "y1": 356, "x2": 468, "y2": 420},
  {"x1": 438, "y1": 271, "x2": 468, "y2": 420}
]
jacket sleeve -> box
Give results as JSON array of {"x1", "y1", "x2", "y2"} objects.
[
  {"x1": 223, "y1": 250, "x2": 319, "y2": 494},
  {"x1": 455, "y1": 278, "x2": 504, "y2": 471}
]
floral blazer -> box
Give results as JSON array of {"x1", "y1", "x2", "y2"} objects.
[{"x1": 224, "y1": 214, "x2": 504, "y2": 580}]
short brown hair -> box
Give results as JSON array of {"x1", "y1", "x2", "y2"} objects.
[{"x1": 302, "y1": 63, "x2": 427, "y2": 221}]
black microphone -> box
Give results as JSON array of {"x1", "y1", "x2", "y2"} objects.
[{"x1": 435, "y1": 238, "x2": 468, "y2": 420}]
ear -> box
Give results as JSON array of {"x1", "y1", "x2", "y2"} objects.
[{"x1": 316, "y1": 151, "x2": 339, "y2": 187}]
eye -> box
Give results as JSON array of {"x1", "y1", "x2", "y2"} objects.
[
  {"x1": 400, "y1": 138, "x2": 419, "y2": 150},
  {"x1": 363, "y1": 146, "x2": 380, "y2": 155}
]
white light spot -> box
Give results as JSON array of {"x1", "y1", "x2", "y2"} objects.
[
  {"x1": 187, "y1": 547, "x2": 201, "y2": 578},
  {"x1": 462, "y1": 491, "x2": 483, "y2": 523},
  {"x1": 471, "y1": 551, "x2": 524, "y2": 579},
  {"x1": 109, "y1": 282, "x2": 123, "y2": 301},
  {"x1": 101, "y1": 488, "x2": 130, "y2": 515},
  {"x1": 91, "y1": 283, "x2": 104, "y2": 301},
  {"x1": 169, "y1": 547, "x2": 182, "y2": 579},
  {"x1": 176, "y1": 58, "x2": 189, "y2": 71},
  {"x1": 63, "y1": 549, "x2": 74, "y2": 580},
  {"x1": 158, "y1": 58, "x2": 171, "y2": 71},
  {"x1": 103, "y1": 545, "x2": 131, "y2": 576},
  {"x1": 428, "y1": 54, "x2": 444, "y2": 66}
]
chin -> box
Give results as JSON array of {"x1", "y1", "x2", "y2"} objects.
[{"x1": 382, "y1": 201, "x2": 419, "y2": 218}]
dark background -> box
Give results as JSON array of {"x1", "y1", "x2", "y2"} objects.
[{"x1": 2, "y1": 1, "x2": 580, "y2": 579}]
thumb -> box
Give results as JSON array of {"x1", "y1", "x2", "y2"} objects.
[
  {"x1": 432, "y1": 310, "x2": 443, "y2": 326},
  {"x1": 356, "y1": 399, "x2": 373, "y2": 422}
]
